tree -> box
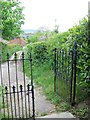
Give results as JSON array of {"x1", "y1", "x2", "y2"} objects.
[{"x1": 0, "y1": 0, "x2": 25, "y2": 40}]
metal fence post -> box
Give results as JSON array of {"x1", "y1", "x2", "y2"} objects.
[
  {"x1": 29, "y1": 52, "x2": 35, "y2": 119},
  {"x1": 7, "y1": 53, "x2": 14, "y2": 118},
  {"x1": 72, "y1": 42, "x2": 77, "y2": 105},
  {"x1": 70, "y1": 50, "x2": 73, "y2": 104}
]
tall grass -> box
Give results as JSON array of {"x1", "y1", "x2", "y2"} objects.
[{"x1": 24, "y1": 59, "x2": 60, "y2": 105}]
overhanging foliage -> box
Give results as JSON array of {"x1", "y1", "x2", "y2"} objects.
[{"x1": 0, "y1": 0, "x2": 25, "y2": 40}]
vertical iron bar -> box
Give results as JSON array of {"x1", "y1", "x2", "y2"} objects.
[
  {"x1": 0, "y1": 54, "x2": 5, "y2": 118},
  {"x1": 64, "y1": 50, "x2": 65, "y2": 80},
  {"x1": 32, "y1": 85, "x2": 35, "y2": 119},
  {"x1": 59, "y1": 50, "x2": 61, "y2": 78},
  {"x1": 68, "y1": 51, "x2": 70, "y2": 101},
  {"x1": 58, "y1": 50, "x2": 61, "y2": 94},
  {"x1": 20, "y1": 85, "x2": 24, "y2": 118},
  {"x1": 29, "y1": 53, "x2": 35, "y2": 119},
  {"x1": 27, "y1": 84, "x2": 31, "y2": 118},
  {"x1": 72, "y1": 42, "x2": 77, "y2": 105},
  {"x1": 63, "y1": 50, "x2": 65, "y2": 80},
  {"x1": 62, "y1": 50, "x2": 64, "y2": 80},
  {"x1": 3, "y1": 87, "x2": 5, "y2": 118},
  {"x1": 68, "y1": 51, "x2": 70, "y2": 81},
  {"x1": 57, "y1": 49, "x2": 58, "y2": 73},
  {"x1": 56, "y1": 49, "x2": 59, "y2": 93},
  {"x1": 60, "y1": 50, "x2": 62, "y2": 80},
  {"x1": 15, "y1": 53, "x2": 20, "y2": 118},
  {"x1": 54, "y1": 48, "x2": 57, "y2": 93},
  {"x1": 5, "y1": 86, "x2": 9, "y2": 119},
  {"x1": 22, "y1": 52, "x2": 27, "y2": 118},
  {"x1": 12, "y1": 86, "x2": 17, "y2": 118},
  {"x1": 67, "y1": 51, "x2": 72, "y2": 103},
  {"x1": 65, "y1": 50, "x2": 67, "y2": 81},
  {"x1": 3, "y1": 93, "x2": 5, "y2": 118},
  {"x1": 30, "y1": 53, "x2": 33, "y2": 86},
  {"x1": 70, "y1": 51, "x2": 73, "y2": 104},
  {"x1": 7, "y1": 53, "x2": 13, "y2": 119}
]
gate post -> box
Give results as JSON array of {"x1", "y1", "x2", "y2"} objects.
[
  {"x1": 70, "y1": 50, "x2": 73, "y2": 104},
  {"x1": 72, "y1": 42, "x2": 77, "y2": 106},
  {"x1": 29, "y1": 52, "x2": 35, "y2": 119}
]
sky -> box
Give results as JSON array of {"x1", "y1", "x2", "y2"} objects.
[{"x1": 20, "y1": 0, "x2": 89, "y2": 32}]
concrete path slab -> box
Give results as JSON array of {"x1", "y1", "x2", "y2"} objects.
[
  {"x1": 39, "y1": 112, "x2": 75, "y2": 118},
  {"x1": 35, "y1": 86, "x2": 55, "y2": 117}
]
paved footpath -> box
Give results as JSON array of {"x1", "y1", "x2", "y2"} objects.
[
  {"x1": 35, "y1": 86, "x2": 77, "y2": 118},
  {"x1": 0, "y1": 53, "x2": 76, "y2": 118}
]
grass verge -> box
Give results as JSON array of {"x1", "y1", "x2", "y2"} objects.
[{"x1": 24, "y1": 61, "x2": 88, "y2": 119}]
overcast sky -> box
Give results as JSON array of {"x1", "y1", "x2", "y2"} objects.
[{"x1": 20, "y1": 0, "x2": 89, "y2": 32}]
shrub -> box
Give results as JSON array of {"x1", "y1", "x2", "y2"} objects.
[
  {"x1": 7, "y1": 44, "x2": 22, "y2": 57},
  {"x1": 24, "y1": 17, "x2": 89, "y2": 104},
  {"x1": 26, "y1": 41, "x2": 49, "y2": 65},
  {"x1": 0, "y1": 42, "x2": 8, "y2": 62},
  {"x1": 0, "y1": 43, "x2": 22, "y2": 62}
]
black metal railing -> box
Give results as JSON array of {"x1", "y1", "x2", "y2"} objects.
[
  {"x1": 54, "y1": 42, "x2": 77, "y2": 105},
  {"x1": 0, "y1": 52, "x2": 35, "y2": 119}
]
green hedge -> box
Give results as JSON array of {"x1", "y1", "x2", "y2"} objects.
[
  {"x1": 0, "y1": 42, "x2": 8, "y2": 62},
  {"x1": 25, "y1": 42, "x2": 49, "y2": 65},
  {"x1": 0, "y1": 43, "x2": 22, "y2": 62},
  {"x1": 24, "y1": 17, "x2": 89, "y2": 103}
]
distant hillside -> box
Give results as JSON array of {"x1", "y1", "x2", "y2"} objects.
[
  {"x1": 23, "y1": 29, "x2": 37, "y2": 33},
  {"x1": 22, "y1": 29, "x2": 37, "y2": 39}
]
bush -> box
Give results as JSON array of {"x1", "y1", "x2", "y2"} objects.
[
  {"x1": 64, "y1": 18, "x2": 89, "y2": 100},
  {"x1": 7, "y1": 44, "x2": 22, "y2": 57},
  {"x1": 0, "y1": 42, "x2": 8, "y2": 62},
  {"x1": 26, "y1": 41, "x2": 49, "y2": 65},
  {"x1": 27, "y1": 35, "x2": 38, "y2": 43},
  {"x1": 24, "y1": 17, "x2": 89, "y2": 104},
  {"x1": 0, "y1": 43, "x2": 22, "y2": 62}
]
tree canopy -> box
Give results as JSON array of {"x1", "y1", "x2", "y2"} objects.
[{"x1": 0, "y1": 0, "x2": 25, "y2": 40}]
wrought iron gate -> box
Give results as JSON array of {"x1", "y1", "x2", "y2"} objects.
[
  {"x1": 54, "y1": 42, "x2": 77, "y2": 105},
  {"x1": 0, "y1": 52, "x2": 35, "y2": 119}
]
